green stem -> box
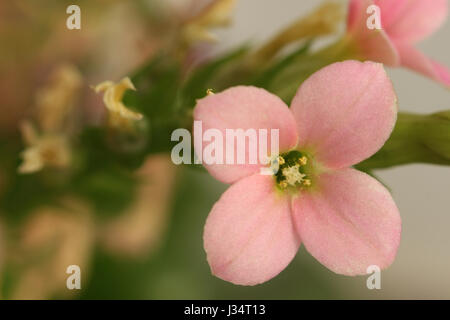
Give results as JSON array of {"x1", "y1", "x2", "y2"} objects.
[{"x1": 356, "y1": 111, "x2": 450, "y2": 171}]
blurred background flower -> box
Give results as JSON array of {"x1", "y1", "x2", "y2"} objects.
[
  {"x1": 8, "y1": 198, "x2": 94, "y2": 300},
  {"x1": 0, "y1": 0, "x2": 184, "y2": 299},
  {"x1": 99, "y1": 154, "x2": 177, "y2": 258}
]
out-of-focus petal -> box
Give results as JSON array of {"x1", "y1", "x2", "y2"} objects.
[
  {"x1": 204, "y1": 174, "x2": 300, "y2": 285},
  {"x1": 194, "y1": 86, "x2": 298, "y2": 184},
  {"x1": 290, "y1": 61, "x2": 397, "y2": 170},
  {"x1": 352, "y1": 29, "x2": 400, "y2": 66},
  {"x1": 12, "y1": 199, "x2": 95, "y2": 299},
  {"x1": 347, "y1": 0, "x2": 374, "y2": 33},
  {"x1": 292, "y1": 168, "x2": 401, "y2": 276},
  {"x1": 375, "y1": 0, "x2": 448, "y2": 43},
  {"x1": 100, "y1": 155, "x2": 176, "y2": 257},
  {"x1": 347, "y1": 0, "x2": 399, "y2": 66},
  {"x1": 396, "y1": 43, "x2": 450, "y2": 88}
]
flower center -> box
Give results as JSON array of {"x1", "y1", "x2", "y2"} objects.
[{"x1": 271, "y1": 150, "x2": 311, "y2": 190}]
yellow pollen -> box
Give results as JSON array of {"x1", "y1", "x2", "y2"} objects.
[
  {"x1": 303, "y1": 179, "x2": 311, "y2": 186},
  {"x1": 282, "y1": 165, "x2": 306, "y2": 186},
  {"x1": 277, "y1": 156, "x2": 285, "y2": 165},
  {"x1": 298, "y1": 156, "x2": 308, "y2": 166}
]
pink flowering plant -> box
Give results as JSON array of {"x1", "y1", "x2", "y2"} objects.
[{"x1": 1, "y1": 0, "x2": 450, "y2": 298}]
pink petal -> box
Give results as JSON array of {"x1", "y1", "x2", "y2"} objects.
[
  {"x1": 347, "y1": 0, "x2": 399, "y2": 66},
  {"x1": 292, "y1": 168, "x2": 401, "y2": 276},
  {"x1": 290, "y1": 61, "x2": 397, "y2": 170},
  {"x1": 204, "y1": 174, "x2": 300, "y2": 285},
  {"x1": 375, "y1": 0, "x2": 448, "y2": 43},
  {"x1": 396, "y1": 43, "x2": 450, "y2": 88},
  {"x1": 194, "y1": 86, "x2": 298, "y2": 184},
  {"x1": 353, "y1": 29, "x2": 400, "y2": 66},
  {"x1": 347, "y1": 0, "x2": 374, "y2": 33}
]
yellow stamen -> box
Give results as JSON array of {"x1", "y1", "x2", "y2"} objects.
[
  {"x1": 282, "y1": 165, "x2": 306, "y2": 186},
  {"x1": 279, "y1": 181, "x2": 288, "y2": 189},
  {"x1": 298, "y1": 156, "x2": 308, "y2": 166}
]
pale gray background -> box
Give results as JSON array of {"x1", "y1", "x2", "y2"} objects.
[{"x1": 213, "y1": 0, "x2": 450, "y2": 299}]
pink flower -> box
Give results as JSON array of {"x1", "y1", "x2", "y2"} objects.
[
  {"x1": 347, "y1": 0, "x2": 450, "y2": 87},
  {"x1": 194, "y1": 61, "x2": 401, "y2": 285}
]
